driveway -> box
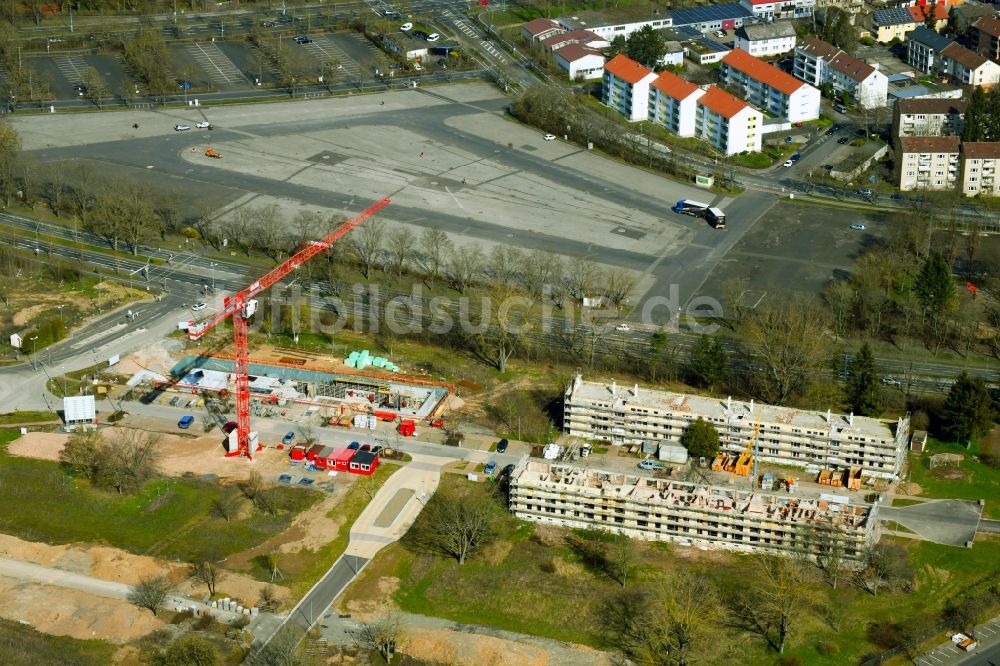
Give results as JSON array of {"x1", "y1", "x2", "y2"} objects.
[{"x1": 880, "y1": 500, "x2": 984, "y2": 546}]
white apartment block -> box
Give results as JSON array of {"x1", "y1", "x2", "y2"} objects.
[
  {"x1": 907, "y1": 26, "x2": 952, "y2": 75},
  {"x1": 510, "y1": 462, "x2": 881, "y2": 559},
  {"x1": 695, "y1": 85, "x2": 763, "y2": 155},
  {"x1": 961, "y1": 142, "x2": 1000, "y2": 197},
  {"x1": 794, "y1": 37, "x2": 888, "y2": 108},
  {"x1": 940, "y1": 42, "x2": 1000, "y2": 88},
  {"x1": 602, "y1": 54, "x2": 657, "y2": 121},
  {"x1": 734, "y1": 20, "x2": 797, "y2": 57},
  {"x1": 720, "y1": 48, "x2": 821, "y2": 122},
  {"x1": 563, "y1": 375, "x2": 910, "y2": 479},
  {"x1": 896, "y1": 135, "x2": 961, "y2": 191},
  {"x1": 892, "y1": 98, "x2": 966, "y2": 138},
  {"x1": 648, "y1": 70, "x2": 704, "y2": 137},
  {"x1": 740, "y1": 0, "x2": 815, "y2": 21}
]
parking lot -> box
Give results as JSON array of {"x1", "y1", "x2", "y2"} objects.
[{"x1": 28, "y1": 54, "x2": 132, "y2": 101}]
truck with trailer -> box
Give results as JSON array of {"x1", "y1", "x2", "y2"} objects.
[
  {"x1": 705, "y1": 207, "x2": 726, "y2": 229},
  {"x1": 673, "y1": 200, "x2": 726, "y2": 229}
]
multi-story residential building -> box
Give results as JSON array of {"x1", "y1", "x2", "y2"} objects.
[
  {"x1": 896, "y1": 135, "x2": 961, "y2": 191},
  {"x1": 602, "y1": 54, "x2": 657, "y2": 121},
  {"x1": 720, "y1": 48, "x2": 821, "y2": 122},
  {"x1": 971, "y1": 15, "x2": 1000, "y2": 60},
  {"x1": 562, "y1": 375, "x2": 910, "y2": 478},
  {"x1": 951, "y1": 4, "x2": 995, "y2": 37},
  {"x1": 695, "y1": 85, "x2": 762, "y2": 155},
  {"x1": 793, "y1": 36, "x2": 888, "y2": 108},
  {"x1": 892, "y1": 98, "x2": 967, "y2": 138},
  {"x1": 907, "y1": 2, "x2": 949, "y2": 32},
  {"x1": 553, "y1": 44, "x2": 607, "y2": 81},
  {"x1": 940, "y1": 42, "x2": 1000, "y2": 88},
  {"x1": 872, "y1": 7, "x2": 918, "y2": 44},
  {"x1": 509, "y1": 461, "x2": 882, "y2": 559},
  {"x1": 739, "y1": 0, "x2": 815, "y2": 21},
  {"x1": 734, "y1": 21, "x2": 797, "y2": 58},
  {"x1": 960, "y1": 142, "x2": 1000, "y2": 197},
  {"x1": 648, "y1": 70, "x2": 705, "y2": 137},
  {"x1": 907, "y1": 26, "x2": 954, "y2": 74}
]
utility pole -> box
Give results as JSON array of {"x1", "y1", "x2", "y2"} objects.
[{"x1": 30, "y1": 336, "x2": 38, "y2": 371}]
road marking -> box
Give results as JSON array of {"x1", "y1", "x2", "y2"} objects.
[
  {"x1": 444, "y1": 186, "x2": 463, "y2": 209},
  {"x1": 54, "y1": 55, "x2": 88, "y2": 86},
  {"x1": 304, "y1": 35, "x2": 362, "y2": 78},
  {"x1": 978, "y1": 626, "x2": 995, "y2": 635},
  {"x1": 185, "y1": 42, "x2": 249, "y2": 86}
]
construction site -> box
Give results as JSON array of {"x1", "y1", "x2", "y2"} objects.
[
  {"x1": 509, "y1": 461, "x2": 882, "y2": 559},
  {"x1": 563, "y1": 375, "x2": 910, "y2": 482}
]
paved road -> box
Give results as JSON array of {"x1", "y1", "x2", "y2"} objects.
[{"x1": 879, "y1": 500, "x2": 984, "y2": 546}]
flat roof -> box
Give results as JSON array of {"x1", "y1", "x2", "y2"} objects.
[
  {"x1": 669, "y1": 2, "x2": 753, "y2": 26},
  {"x1": 568, "y1": 378, "x2": 895, "y2": 439}
]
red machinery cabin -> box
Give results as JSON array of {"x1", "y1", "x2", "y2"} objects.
[
  {"x1": 289, "y1": 444, "x2": 307, "y2": 461},
  {"x1": 349, "y1": 450, "x2": 380, "y2": 476},
  {"x1": 398, "y1": 419, "x2": 415, "y2": 437}
]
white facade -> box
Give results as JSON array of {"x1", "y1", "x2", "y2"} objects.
[
  {"x1": 794, "y1": 37, "x2": 888, "y2": 108},
  {"x1": 559, "y1": 14, "x2": 672, "y2": 41},
  {"x1": 602, "y1": 54, "x2": 657, "y2": 121},
  {"x1": 721, "y1": 48, "x2": 821, "y2": 122},
  {"x1": 695, "y1": 86, "x2": 763, "y2": 155},
  {"x1": 897, "y1": 136, "x2": 961, "y2": 191},
  {"x1": 648, "y1": 71, "x2": 704, "y2": 137},
  {"x1": 734, "y1": 21, "x2": 797, "y2": 57},
  {"x1": 961, "y1": 143, "x2": 1000, "y2": 197},
  {"x1": 940, "y1": 43, "x2": 1000, "y2": 88},
  {"x1": 740, "y1": 0, "x2": 815, "y2": 20},
  {"x1": 554, "y1": 46, "x2": 605, "y2": 80}
]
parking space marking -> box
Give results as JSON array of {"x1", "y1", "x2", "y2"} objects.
[
  {"x1": 304, "y1": 35, "x2": 362, "y2": 77},
  {"x1": 186, "y1": 42, "x2": 249, "y2": 86},
  {"x1": 54, "y1": 55, "x2": 88, "y2": 85},
  {"x1": 979, "y1": 626, "x2": 996, "y2": 636},
  {"x1": 249, "y1": 45, "x2": 280, "y2": 77}
]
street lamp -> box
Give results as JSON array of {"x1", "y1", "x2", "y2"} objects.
[
  {"x1": 29, "y1": 336, "x2": 37, "y2": 371},
  {"x1": 210, "y1": 262, "x2": 216, "y2": 292},
  {"x1": 56, "y1": 304, "x2": 64, "y2": 326}
]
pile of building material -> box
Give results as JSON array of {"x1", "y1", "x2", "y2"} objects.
[
  {"x1": 344, "y1": 349, "x2": 399, "y2": 372},
  {"x1": 352, "y1": 413, "x2": 377, "y2": 430}
]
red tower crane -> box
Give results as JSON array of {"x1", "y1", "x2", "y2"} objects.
[{"x1": 188, "y1": 197, "x2": 391, "y2": 460}]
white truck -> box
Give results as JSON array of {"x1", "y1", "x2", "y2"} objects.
[{"x1": 952, "y1": 633, "x2": 978, "y2": 652}]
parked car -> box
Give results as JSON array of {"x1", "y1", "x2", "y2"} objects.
[
  {"x1": 412, "y1": 30, "x2": 428, "y2": 39},
  {"x1": 361, "y1": 444, "x2": 371, "y2": 451},
  {"x1": 638, "y1": 459, "x2": 665, "y2": 471},
  {"x1": 178, "y1": 415, "x2": 194, "y2": 429},
  {"x1": 73, "y1": 84, "x2": 87, "y2": 96},
  {"x1": 783, "y1": 159, "x2": 794, "y2": 168},
  {"x1": 831, "y1": 123, "x2": 842, "y2": 132},
  {"x1": 169, "y1": 396, "x2": 181, "y2": 407},
  {"x1": 823, "y1": 164, "x2": 833, "y2": 171},
  {"x1": 858, "y1": 188, "x2": 872, "y2": 197},
  {"x1": 426, "y1": 33, "x2": 440, "y2": 41},
  {"x1": 891, "y1": 193, "x2": 903, "y2": 200},
  {"x1": 784, "y1": 136, "x2": 793, "y2": 144},
  {"x1": 371, "y1": 445, "x2": 384, "y2": 455},
  {"x1": 293, "y1": 34, "x2": 311, "y2": 44},
  {"x1": 825, "y1": 127, "x2": 837, "y2": 136},
  {"x1": 484, "y1": 461, "x2": 497, "y2": 475},
  {"x1": 196, "y1": 121, "x2": 211, "y2": 128},
  {"x1": 400, "y1": 22, "x2": 413, "y2": 31},
  {"x1": 543, "y1": 133, "x2": 556, "y2": 141},
  {"x1": 834, "y1": 103, "x2": 847, "y2": 113},
  {"x1": 714, "y1": 30, "x2": 726, "y2": 38},
  {"x1": 502, "y1": 463, "x2": 515, "y2": 476},
  {"x1": 790, "y1": 152, "x2": 801, "y2": 162},
  {"x1": 837, "y1": 136, "x2": 850, "y2": 144},
  {"x1": 282, "y1": 431, "x2": 295, "y2": 445},
  {"x1": 615, "y1": 323, "x2": 630, "y2": 332},
  {"x1": 496, "y1": 438, "x2": 508, "y2": 453},
  {"x1": 348, "y1": 441, "x2": 360, "y2": 450},
  {"x1": 174, "y1": 124, "x2": 191, "y2": 131},
  {"x1": 850, "y1": 223, "x2": 866, "y2": 230}
]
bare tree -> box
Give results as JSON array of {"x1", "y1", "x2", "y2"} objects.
[
  {"x1": 249, "y1": 204, "x2": 287, "y2": 261},
  {"x1": 191, "y1": 559, "x2": 221, "y2": 596},
  {"x1": 721, "y1": 277, "x2": 751, "y2": 327},
  {"x1": 405, "y1": 483, "x2": 498, "y2": 564},
  {"x1": 728, "y1": 555, "x2": 819, "y2": 654},
  {"x1": 385, "y1": 227, "x2": 415, "y2": 280},
  {"x1": 604, "y1": 269, "x2": 637, "y2": 309},
  {"x1": 447, "y1": 243, "x2": 484, "y2": 293},
  {"x1": 418, "y1": 227, "x2": 452, "y2": 283},
  {"x1": 487, "y1": 245, "x2": 522, "y2": 286},
  {"x1": 349, "y1": 217, "x2": 385, "y2": 278},
  {"x1": 519, "y1": 249, "x2": 563, "y2": 299},
  {"x1": 466, "y1": 283, "x2": 531, "y2": 373},
  {"x1": 211, "y1": 494, "x2": 242, "y2": 522},
  {"x1": 353, "y1": 611, "x2": 401, "y2": 662},
  {"x1": 242, "y1": 469, "x2": 265, "y2": 504},
  {"x1": 608, "y1": 531, "x2": 638, "y2": 587},
  {"x1": 824, "y1": 280, "x2": 854, "y2": 339},
  {"x1": 563, "y1": 256, "x2": 601, "y2": 301},
  {"x1": 128, "y1": 575, "x2": 171, "y2": 616},
  {"x1": 258, "y1": 585, "x2": 279, "y2": 611},
  {"x1": 101, "y1": 429, "x2": 160, "y2": 494},
  {"x1": 855, "y1": 542, "x2": 914, "y2": 597}
]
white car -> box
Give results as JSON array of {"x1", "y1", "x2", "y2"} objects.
[
  {"x1": 413, "y1": 63, "x2": 422, "y2": 71},
  {"x1": 715, "y1": 30, "x2": 726, "y2": 38},
  {"x1": 783, "y1": 159, "x2": 794, "y2": 167},
  {"x1": 850, "y1": 223, "x2": 865, "y2": 231},
  {"x1": 615, "y1": 323, "x2": 630, "y2": 332},
  {"x1": 400, "y1": 22, "x2": 413, "y2": 31},
  {"x1": 543, "y1": 133, "x2": 556, "y2": 141},
  {"x1": 174, "y1": 124, "x2": 191, "y2": 131},
  {"x1": 195, "y1": 121, "x2": 211, "y2": 128},
  {"x1": 426, "y1": 32, "x2": 440, "y2": 41},
  {"x1": 638, "y1": 460, "x2": 665, "y2": 471},
  {"x1": 191, "y1": 302, "x2": 207, "y2": 312}
]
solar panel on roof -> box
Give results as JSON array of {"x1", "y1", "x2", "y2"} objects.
[
  {"x1": 699, "y1": 38, "x2": 731, "y2": 52},
  {"x1": 668, "y1": 2, "x2": 753, "y2": 26}
]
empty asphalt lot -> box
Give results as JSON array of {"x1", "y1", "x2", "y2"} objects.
[{"x1": 12, "y1": 83, "x2": 778, "y2": 320}]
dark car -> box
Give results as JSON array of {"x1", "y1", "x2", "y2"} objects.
[
  {"x1": 371, "y1": 445, "x2": 384, "y2": 455},
  {"x1": 496, "y1": 438, "x2": 508, "y2": 454},
  {"x1": 282, "y1": 431, "x2": 295, "y2": 445},
  {"x1": 412, "y1": 30, "x2": 428, "y2": 39},
  {"x1": 790, "y1": 152, "x2": 801, "y2": 162},
  {"x1": 360, "y1": 444, "x2": 371, "y2": 452},
  {"x1": 502, "y1": 464, "x2": 515, "y2": 477},
  {"x1": 178, "y1": 415, "x2": 194, "y2": 429},
  {"x1": 825, "y1": 127, "x2": 837, "y2": 136},
  {"x1": 831, "y1": 123, "x2": 842, "y2": 132},
  {"x1": 348, "y1": 441, "x2": 360, "y2": 450},
  {"x1": 293, "y1": 34, "x2": 311, "y2": 44},
  {"x1": 837, "y1": 136, "x2": 850, "y2": 145}
]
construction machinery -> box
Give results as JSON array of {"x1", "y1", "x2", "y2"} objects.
[
  {"x1": 732, "y1": 413, "x2": 761, "y2": 479},
  {"x1": 205, "y1": 147, "x2": 222, "y2": 159},
  {"x1": 187, "y1": 197, "x2": 390, "y2": 459}
]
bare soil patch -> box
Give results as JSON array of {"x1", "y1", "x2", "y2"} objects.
[
  {"x1": 402, "y1": 627, "x2": 550, "y2": 666},
  {"x1": 7, "y1": 431, "x2": 68, "y2": 461}
]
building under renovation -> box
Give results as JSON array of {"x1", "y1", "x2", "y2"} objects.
[
  {"x1": 563, "y1": 375, "x2": 909, "y2": 479},
  {"x1": 509, "y1": 461, "x2": 881, "y2": 559}
]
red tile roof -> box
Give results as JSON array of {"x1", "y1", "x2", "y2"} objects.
[
  {"x1": 698, "y1": 85, "x2": 751, "y2": 120},
  {"x1": 898, "y1": 135, "x2": 961, "y2": 154},
  {"x1": 721, "y1": 48, "x2": 805, "y2": 96},
  {"x1": 908, "y1": 3, "x2": 948, "y2": 22},
  {"x1": 522, "y1": 18, "x2": 563, "y2": 37},
  {"x1": 650, "y1": 70, "x2": 701, "y2": 100},
  {"x1": 973, "y1": 16, "x2": 1000, "y2": 39},
  {"x1": 829, "y1": 51, "x2": 876, "y2": 82},
  {"x1": 962, "y1": 142, "x2": 1000, "y2": 159},
  {"x1": 541, "y1": 29, "x2": 602, "y2": 49},
  {"x1": 941, "y1": 41, "x2": 990, "y2": 70},
  {"x1": 553, "y1": 43, "x2": 603, "y2": 63},
  {"x1": 604, "y1": 54, "x2": 654, "y2": 85}
]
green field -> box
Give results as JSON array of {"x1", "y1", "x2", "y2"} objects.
[
  {"x1": 341, "y1": 475, "x2": 1000, "y2": 664},
  {"x1": 907, "y1": 437, "x2": 1000, "y2": 518},
  {"x1": 0, "y1": 430, "x2": 320, "y2": 562},
  {"x1": 0, "y1": 618, "x2": 114, "y2": 666}
]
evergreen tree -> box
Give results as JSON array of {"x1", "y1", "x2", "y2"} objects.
[
  {"x1": 681, "y1": 418, "x2": 721, "y2": 459},
  {"x1": 940, "y1": 371, "x2": 994, "y2": 444},
  {"x1": 914, "y1": 252, "x2": 956, "y2": 313},
  {"x1": 625, "y1": 25, "x2": 667, "y2": 68},
  {"x1": 607, "y1": 35, "x2": 627, "y2": 58},
  {"x1": 847, "y1": 343, "x2": 880, "y2": 416},
  {"x1": 689, "y1": 334, "x2": 728, "y2": 390},
  {"x1": 961, "y1": 86, "x2": 988, "y2": 142}
]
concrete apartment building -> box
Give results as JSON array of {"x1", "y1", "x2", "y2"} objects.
[
  {"x1": 892, "y1": 98, "x2": 966, "y2": 138},
  {"x1": 648, "y1": 70, "x2": 704, "y2": 137},
  {"x1": 960, "y1": 142, "x2": 1000, "y2": 197},
  {"x1": 509, "y1": 461, "x2": 881, "y2": 559},
  {"x1": 793, "y1": 37, "x2": 888, "y2": 108},
  {"x1": 896, "y1": 135, "x2": 961, "y2": 191},
  {"x1": 562, "y1": 376, "x2": 910, "y2": 479},
  {"x1": 971, "y1": 15, "x2": 1000, "y2": 60},
  {"x1": 940, "y1": 42, "x2": 1000, "y2": 88},
  {"x1": 734, "y1": 21, "x2": 797, "y2": 57},
  {"x1": 602, "y1": 54, "x2": 657, "y2": 121},
  {"x1": 907, "y1": 26, "x2": 953, "y2": 74},
  {"x1": 695, "y1": 85, "x2": 763, "y2": 155},
  {"x1": 720, "y1": 48, "x2": 821, "y2": 122}
]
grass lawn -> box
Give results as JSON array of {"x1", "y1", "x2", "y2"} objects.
[
  {"x1": 0, "y1": 429, "x2": 321, "y2": 562},
  {"x1": 267, "y1": 463, "x2": 399, "y2": 597},
  {"x1": 0, "y1": 411, "x2": 59, "y2": 424},
  {"x1": 0, "y1": 618, "x2": 114, "y2": 666},
  {"x1": 907, "y1": 437, "x2": 1000, "y2": 518},
  {"x1": 340, "y1": 475, "x2": 1000, "y2": 664}
]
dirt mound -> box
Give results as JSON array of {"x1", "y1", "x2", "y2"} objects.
[
  {"x1": 7, "y1": 431, "x2": 69, "y2": 461},
  {"x1": 403, "y1": 627, "x2": 549, "y2": 666}
]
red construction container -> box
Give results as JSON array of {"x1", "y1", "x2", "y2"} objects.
[
  {"x1": 398, "y1": 419, "x2": 415, "y2": 437},
  {"x1": 330, "y1": 447, "x2": 355, "y2": 471},
  {"x1": 374, "y1": 410, "x2": 396, "y2": 421},
  {"x1": 289, "y1": 445, "x2": 307, "y2": 461}
]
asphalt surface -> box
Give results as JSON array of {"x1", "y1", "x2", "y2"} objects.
[{"x1": 879, "y1": 500, "x2": 984, "y2": 546}]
